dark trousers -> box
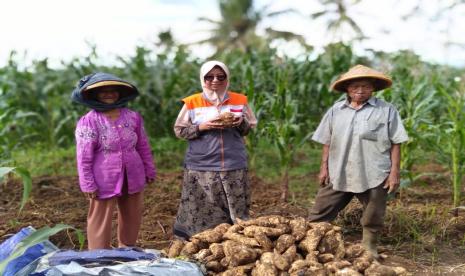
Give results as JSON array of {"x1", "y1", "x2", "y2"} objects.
[{"x1": 308, "y1": 183, "x2": 388, "y2": 233}]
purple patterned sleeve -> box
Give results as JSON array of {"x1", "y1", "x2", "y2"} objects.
[
  {"x1": 135, "y1": 113, "x2": 156, "y2": 180},
  {"x1": 75, "y1": 116, "x2": 98, "y2": 192}
]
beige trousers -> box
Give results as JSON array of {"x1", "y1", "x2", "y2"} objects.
[{"x1": 86, "y1": 177, "x2": 144, "y2": 249}]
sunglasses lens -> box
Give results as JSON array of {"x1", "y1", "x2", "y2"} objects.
[{"x1": 204, "y1": 75, "x2": 226, "y2": 81}]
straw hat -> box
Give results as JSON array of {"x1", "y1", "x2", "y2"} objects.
[{"x1": 330, "y1": 64, "x2": 392, "y2": 92}]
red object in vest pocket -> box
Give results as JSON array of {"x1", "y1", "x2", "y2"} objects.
[{"x1": 230, "y1": 109, "x2": 243, "y2": 112}]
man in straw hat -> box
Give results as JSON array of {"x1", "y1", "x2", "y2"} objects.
[{"x1": 309, "y1": 65, "x2": 409, "y2": 258}]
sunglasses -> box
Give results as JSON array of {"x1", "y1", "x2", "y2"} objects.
[{"x1": 204, "y1": 74, "x2": 227, "y2": 82}]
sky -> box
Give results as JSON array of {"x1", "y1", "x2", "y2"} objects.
[{"x1": 1, "y1": 0, "x2": 464, "y2": 68}]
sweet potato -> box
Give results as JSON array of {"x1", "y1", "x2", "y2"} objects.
[
  {"x1": 305, "y1": 250, "x2": 319, "y2": 263},
  {"x1": 305, "y1": 265, "x2": 327, "y2": 276},
  {"x1": 255, "y1": 232, "x2": 273, "y2": 252},
  {"x1": 282, "y1": 245, "x2": 297, "y2": 263},
  {"x1": 167, "y1": 239, "x2": 184, "y2": 258},
  {"x1": 317, "y1": 253, "x2": 334, "y2": 263},
  {"x1": 308, "y1": 222, "x2": 334, "y2": 233},
  {"x1": 223, "y1": 231, "x2": 260, "y2": 247},
  {"x1": 192, "y1": 229, "x2": 223, "y2": 243},
  {"x1": 238, "y1": 215, "x2": 290, "y2": 227},
  {"x1": 324, "y1": 260, "x2": 352, "y2": 274},
  {"x1": 273, "y1": 251, "x2": 290, "y2": 271},
  {"x1": 260, "y1": 252, "x2": 275, "y2": 266},
  {"x1": 317, "y1": 229, "x2": 345, "y2": 259},
  {"x1": 344, "y1": 244, "x2": 365, "y2": 260},
  {"x1": 289, "y1": 217, "x2": 308, "y2": 241},
  {"x1": 275, "y1": 234, "x2": 296, "y2": 254},
  {"x1": 243, "y1": 225, "x2": 287, "y2": 238},
  {"x1": 352, "y1": 252, "x2": 374, "y2": 272},
  {"x1": 214, "y1": 223, "x2": 232, "y2": 235},
  {"x1": 298, "y1": 228, "x2": 324, "y2": 253},
  {"x1": 193, "y1": 248, "x2": 211, "y2": 262},
  {"x1": 288, "y1": 260, "x2": 311, "y2": 273},
  {"x1": 223, "y1": 240, "x2": 258, "y2": 266},
  {"x1": 212, "y1": 112, "x2": 237, "y2": 128},
  {"x1": 205, "y1": 260, "x2": 225, "y2": 273},
  {"x1": 364, "y1": 263, "x2": 397, "y2": 276},
  {"x1": 180, "y1": 241, "x2": 199, "y2": 256},
  {"x1": 334, "y1": 267, "x2": 363, "y2": 276},
  {"x1": 221, "y1": 263, "x2": 255, "y2": 276},
  {"x1": 252, "y1": 262, "x2": 278, "y2": 276},
  {"x1": 205, "y1": 243, "x2": 224, "y2": 261}
]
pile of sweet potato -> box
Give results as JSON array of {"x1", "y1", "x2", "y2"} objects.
[{"x1": 165, "y1": 215, "x2": 407, "y2": 276}]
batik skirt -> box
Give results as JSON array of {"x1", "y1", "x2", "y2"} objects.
[{"x1": 173, "y1": 169, "x2": 250, "y2": 239}]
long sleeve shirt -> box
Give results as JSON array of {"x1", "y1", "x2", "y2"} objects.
[{"x1": 75, "y1": 108, "x2": 156, "y2": 198}]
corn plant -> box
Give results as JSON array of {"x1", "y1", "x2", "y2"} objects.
[
  {"x1": 262, "y1": 68, "x2": 313, "y2": 202},
  {"x1": 429, "y1": 85, "x2": 465, "y2": 207},
  {"x1": 378, "y1": 52, "x2": 440, "y2": 190},
  {"x1": 0, "y1": 167, "x2": 32, "y2": 212}
]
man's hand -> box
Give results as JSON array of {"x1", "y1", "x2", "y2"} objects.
[
  {"x1": 318, "y1": 166, "x2": 330, "y2": 187},
  {"x1": 84, "y1": 191, "x2": 98, "y2": 200},
  {"x1": 383, "y1": 170, "x2": 400, "y2": 193}
]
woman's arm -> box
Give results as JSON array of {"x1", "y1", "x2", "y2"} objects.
[
  {"x1": 174, "y1": 104, "x2": 201, "y2": 139},
  {"x1": 75, "y1": 117, "x2": 98, "y2": 193}
]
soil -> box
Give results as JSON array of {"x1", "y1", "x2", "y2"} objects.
[{"x1": 1, "y1": 172, "x2": 464, "y2": 275}]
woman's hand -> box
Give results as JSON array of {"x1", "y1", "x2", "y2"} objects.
[
  {"x1": 231, "y1": 115, "x2": 244, "y2": 127},
  {"x1": 199, "y1": 121, "x2": 224, "y2": 131},
  {"x1": 84, "y1": 190, "x2": 98, "y2": 200},
  {"x1": 146, "y1": 177, "x2": 155, "y2": 184}
]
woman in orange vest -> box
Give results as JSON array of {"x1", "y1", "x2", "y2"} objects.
[{"x1": 173, "y1": 60, "x2": 257, "y2": 239}]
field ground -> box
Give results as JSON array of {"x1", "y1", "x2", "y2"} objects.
[{"x1": 1, "y1": 169, "x2": 464, "y2": 275}]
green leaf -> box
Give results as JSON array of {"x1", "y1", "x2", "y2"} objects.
[
  {"x1": 13, "y1": 167, "x2": 32, "y2": 212},
  {"x1": 0, "y1": 167, "x2": 15, "y2": 180}
]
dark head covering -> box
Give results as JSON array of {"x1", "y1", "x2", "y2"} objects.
[{"x1": 71, "y1": 72, "x2": 139, "y2": 111}]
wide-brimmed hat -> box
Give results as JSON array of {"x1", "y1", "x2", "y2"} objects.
[
  {"x1": 84, "y1": 80, "x2": 134, "y2": 91},
  {"x1": 330, "y1": 64, "x2": 392, "y2": 92},
  {"x1": 71, "y1": 72, "x2": 139, "y2": 111}
]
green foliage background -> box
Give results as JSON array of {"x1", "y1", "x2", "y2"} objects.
[{"x1": 1, "y1": 43, "x2": 464, "y2": 205}]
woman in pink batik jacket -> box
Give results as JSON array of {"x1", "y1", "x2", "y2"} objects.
[{"x1": 72, "y1": 72, "x2": 156, "y2": 249}]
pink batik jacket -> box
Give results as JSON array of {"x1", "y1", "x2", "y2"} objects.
[{"x1": 75, "y1": 108, "x2": 156, "y2": 198}]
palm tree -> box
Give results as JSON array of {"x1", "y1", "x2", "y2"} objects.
[
  {"x1": 311, "y1": 0, "x2": 365, "y2": 42},
  {"x1": 197, "y1": 0, "x2": 308, "y2": 53}
]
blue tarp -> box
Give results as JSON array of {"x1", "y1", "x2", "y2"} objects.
[
  {"x1": 29, "y1": 250, "x2": 204, "y2": 276},
  {"x1": 0, "y1": 226, "x2": 58, "y2": 276},
  {"x1": 1, "y1": 227, "x2": 203, "y2": 276},
  {"x1": 47, "y1": 248, "x2": 156, "y2": 266}
]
